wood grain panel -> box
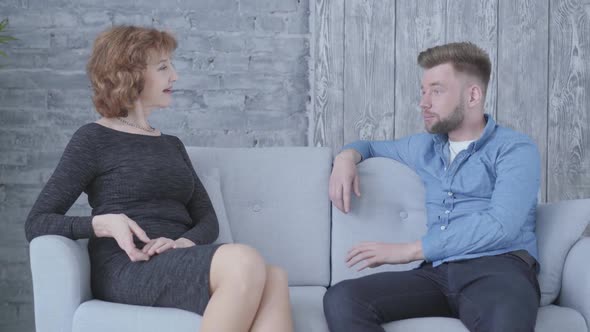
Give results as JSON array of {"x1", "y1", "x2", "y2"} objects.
[
  {"x1": 394, "y1": 0, "x2": 446, "y2": 139},
  {"x1": 548, "y1": 0, "x2": 590, "y2": 201},
  {"x1": 498, "y1": 0, "x2": 549, "y2": 202},
  {"x1": 447, "y1": 0, "x2": 498, "y2": 119},
  {"x1": 343, "y1": 0, "x2": 395, "y2": 143},
  {"x1": 312, "y1": 0, "x2": 345, "y2": 153}
]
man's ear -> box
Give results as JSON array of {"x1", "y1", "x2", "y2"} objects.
[{"x1": 467, "y1": 83, "x2": 483, "y2": 107}]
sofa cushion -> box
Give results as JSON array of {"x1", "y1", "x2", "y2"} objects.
[
  {"x1": 198, "y1": 168, "x2": 233, "y2": 244},
  {"x1": 188, "y1": 147, "x2": 332, "y2": 286},
  {"x1": 73, "y1": 287, "x2": 330, "y2": 332},
  {"x1": 73, "y1": 300, "x2": 201, "y2": 332},
  {"x1": 534, "y1": 304, "x2": 587, "y2": 332},
  {"x1": 536, "y1": 199, "x2": 590, "y2": 305},
  {"x1": 380, "y1": 305, "x2": 586, "y2": 332},
  {"x1": 383, "y1": 317, "x2": 468, "y2": 332},
  {"x1": 290, "y1": 287, "x2": 330, "y2": 332},
  {"x1": 331, "y1": 158, "x2": 427, "y2": 285}
]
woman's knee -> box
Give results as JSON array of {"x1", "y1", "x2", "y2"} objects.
[
  {"x1": 210, "y1": 244, "x2": 267, "y2": 292},
  {"x1": 266, "y1": 265, "x2": 289, "y2": 289}
]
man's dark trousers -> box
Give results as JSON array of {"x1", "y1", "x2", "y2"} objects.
[{"x1": 323, "y1": 251, "x2": 540, "y2": 332}]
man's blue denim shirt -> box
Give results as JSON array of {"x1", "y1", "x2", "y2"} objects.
[{"x1": 344, "y1": 115, "x2": 541, "y2": 266}]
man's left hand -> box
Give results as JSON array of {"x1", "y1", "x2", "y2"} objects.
[{"x1": 346, "y1": 241, "x2": 424, "y2": 271}]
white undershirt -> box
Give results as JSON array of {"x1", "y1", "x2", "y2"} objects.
[{"x1": 449, "y1": 140, "x2": 474, "y2": 163}]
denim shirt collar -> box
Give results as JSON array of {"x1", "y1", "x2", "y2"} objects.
[{"x1": 432, "y1": 114, "x2": 496, "y2": 153}]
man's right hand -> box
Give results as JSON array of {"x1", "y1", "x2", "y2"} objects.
[
  {"x1": 329, "y1": 149, "x2": 362, "y2": 213},
  {"x1": 92, "y1": 214, "x2": 151, "y2": 262}
]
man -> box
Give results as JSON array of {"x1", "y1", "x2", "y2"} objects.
[{"x1": 324, "y1": 42, "x2": 541, "y2": 332}]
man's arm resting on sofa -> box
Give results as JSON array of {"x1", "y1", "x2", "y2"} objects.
[
  {"x1": 30, "y1": 235, "x2": 92, "y2": 332},
  {"x1": 331, "y1": 137, "x2": 417, "y2": 214},
  {"x1": 330, "y1": 149, "x2": 362, "y2": 213}
]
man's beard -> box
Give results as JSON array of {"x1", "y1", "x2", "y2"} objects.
[{"x1": 426, "y1": 101, "x2": 466, "y2": 134}]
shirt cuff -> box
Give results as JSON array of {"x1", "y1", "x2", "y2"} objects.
[
  {"x1": 179, "y1": 230, "x2": 201, "y2": 245},
  {"x1": 342, "y1": 141, "x2": 370, "y2": 161},
  {"x1": 72, "y1": 216, "x2": 96, "y2": 239},
  {"x1": 421, "y1": 230, "x2": 446, "y2": 262}
]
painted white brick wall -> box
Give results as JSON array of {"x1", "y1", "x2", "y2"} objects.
[{"x1": 0, "y1": 0, "x2": 310, "y2": 330}]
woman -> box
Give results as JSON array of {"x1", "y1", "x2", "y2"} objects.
[{"x1": 25, "y1": 25, "x2": 294, "y2": 332}]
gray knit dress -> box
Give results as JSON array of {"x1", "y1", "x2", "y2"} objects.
[{"x1": 25, "y1": 123, "x2": 223, "y2": 315}]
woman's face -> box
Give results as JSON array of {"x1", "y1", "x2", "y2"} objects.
[{"x1": 138, "y1": 52, "x2": 178, "y2": 110}]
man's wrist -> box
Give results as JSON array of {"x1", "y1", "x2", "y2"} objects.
[
  {"x1": 410, "y1": 240, "x2": 425, "y2": 261},
  {"x1": 336, "y1": 149, "x2": 361, "y2": 164}
]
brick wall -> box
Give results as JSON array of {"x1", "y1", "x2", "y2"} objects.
[{"x1": 0, "y1": 0, "x2": 310, "y2": 330}]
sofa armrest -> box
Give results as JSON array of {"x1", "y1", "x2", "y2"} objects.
[
  {"x1": 30, "y1": 235, "x2": 92, "y2": 332},
  {"x1": 558, "y1": 236, "x2": 590, "y2": 329}
]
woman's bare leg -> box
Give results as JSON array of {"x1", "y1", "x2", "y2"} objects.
[
  {"x1": 249, "y1": 265, "x2": 294, "y2": 332},
  {"x1": 199, "y1": 244, "x2": 267, "y2": 332}
]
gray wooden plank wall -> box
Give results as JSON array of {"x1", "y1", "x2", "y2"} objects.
[{"x1": 312, "y1": 0, "x2": 590, "y2": 203}]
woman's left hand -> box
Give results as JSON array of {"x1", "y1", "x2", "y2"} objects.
[
  {"x1": 142, "y1": 237, "x2": 177, "y2": 256},
  {"x1": 174, "y1": 237, "x2": 196, "y2": 249}
]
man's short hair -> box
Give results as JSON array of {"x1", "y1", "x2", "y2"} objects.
[
  {"x1": 87, "y1": 25, "x2": 177, "y2": 117},
  {"x1": 417, "y1": 42, "x2": 491, "y2": 94}
]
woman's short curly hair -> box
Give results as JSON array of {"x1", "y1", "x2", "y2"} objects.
[{"x1": 87, "y1": 26, "x2": 177, "y2": 117}]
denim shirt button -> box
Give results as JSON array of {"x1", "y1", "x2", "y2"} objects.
[
  {"x1": 444, "y1": 210, "x2": 450, "y2": 214},
  {"x1": 440, "y1": 225, "x2": 447, "y2": 230},
  {"x1": 447, "y1": 192, "x2": 453, "y2": 196}
]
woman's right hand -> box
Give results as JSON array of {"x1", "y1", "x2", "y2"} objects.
[{"x1": 92, "y1": 214, "x2": 151, "y2": 262}]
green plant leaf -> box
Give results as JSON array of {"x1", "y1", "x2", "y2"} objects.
[
  {"x1": 0, "y1": 18, "x2": 15, "y2": 62},
  {"x1": 0, "y1": 19, "x2": 8, "y2": 31},
  {"x1": 0, "y1": 36, "x2": 17, "y2": 43}
]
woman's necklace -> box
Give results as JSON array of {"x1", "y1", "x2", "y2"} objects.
[{"x1": 117, "y1": 117, "x2": 156, "y2": 133}]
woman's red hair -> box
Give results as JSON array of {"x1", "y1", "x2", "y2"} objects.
[{"x1": 87, "y1": 26, "x2": 177, "y2": 117}]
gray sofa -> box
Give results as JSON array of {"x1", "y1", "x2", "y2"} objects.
[{"x1": 29, "y1": 147, "x2": 590, "y2": 332}]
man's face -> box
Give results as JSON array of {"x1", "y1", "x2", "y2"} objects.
[{"x1": 419, "y1": 63, "x2": 466, "y2": 134}]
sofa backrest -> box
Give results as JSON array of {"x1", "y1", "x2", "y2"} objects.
[
  {"x1": 535, "y1": 199, "x2": 590, "y2": 305},
  {"x1": 186, "y1": 147, "x2": 332, "y2": 287},
  {"x1": 331, "y1": 158, "x2": 427, "y2": 285}
]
